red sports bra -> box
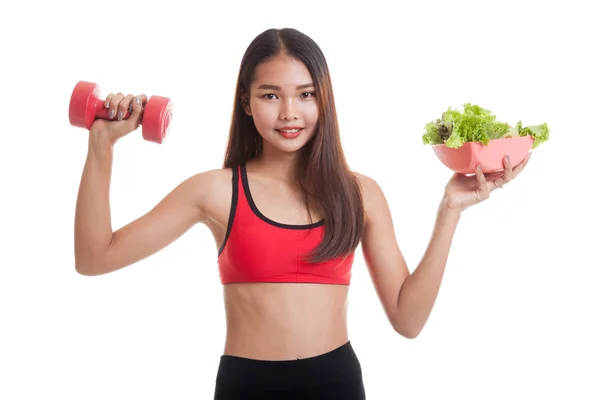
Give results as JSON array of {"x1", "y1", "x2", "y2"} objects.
[{"x1": 217, "y1": 164, "x2": 354, "y2": 285}]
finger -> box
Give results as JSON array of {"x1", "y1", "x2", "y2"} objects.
[
  {"x1": 124, "y1": 94, "x2": 146, "y2": 131},
  {"x1": 475, "y1": 165, "x2": 490, "y2": 199},
  {"x1": 109, "y1": 92, "x2": 125, "y2": 120},
  {"x1": 133, "y1": 94, "x2": 148, "y2": 109},
  {"x1": 104, "y1": 93, "x2": 114, "y2": 109},
  {"x1": 500, "y1": 155, "x2": 514, "y2": 185},
  {"x1": 134, "y1": 94, "x2": 149, "y2": 106},
  {"x1": 512, "y1": 152, "x2": 532, "y2": 179},
  {"x1": 484, "y1": 171, "x2": 504, "y2": 181},
  {"x1": 482, "y1": 169, "x2": 502, "y2": 192},
  {"x1": 118, "y1": 94, "x2": 136, "y2": 121}
]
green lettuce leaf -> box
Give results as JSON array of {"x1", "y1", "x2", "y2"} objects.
[
  {"x1": 515, "y1": 121, "x2": 550, "y2": 148},
  {"x1": 422, "y1": 103, "x2": 549, "y2": 148}
]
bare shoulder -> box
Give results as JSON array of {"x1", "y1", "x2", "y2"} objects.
[
  {"x1": 352, "y1": 171, "x2": 385, "y2": 204},
  {"x1": 191, "y1": 167, "x2": 233, "y2": 192},
  {"x1": 189, "y1": 167, "x2": 235, "y2": 224},
  {"x1": 353, "y1": 171, "x2": 379, "y2": 191},
  {"x1": 157, "y1": 167, "x2": 233, "y2": 226}
]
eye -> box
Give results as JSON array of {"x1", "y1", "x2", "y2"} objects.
[
  {"x1": 262, "y1": 93, "x2": 278, "y2": 100},
  {"x1": 301, "y1": 92, "x2": 316, "y2": 99}
]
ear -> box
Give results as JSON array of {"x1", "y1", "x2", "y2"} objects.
[{"x1": 241, "y1": 96, "x2": 252, "y2": 116}]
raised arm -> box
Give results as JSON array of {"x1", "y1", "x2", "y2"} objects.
[
  {"x1": 74, "y1": 92, "x2": 211, "y2": 276},
  {"x1": 358, "y1": 156, "x2": 529, "y2": 338}
]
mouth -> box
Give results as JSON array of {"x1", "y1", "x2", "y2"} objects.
[{"x1": 276, "y1": 127, "x2": 304, "y2": 138}]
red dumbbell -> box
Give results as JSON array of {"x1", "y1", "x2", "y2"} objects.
[{"x1": 68, "y1": 81, "x2": 173, "y2": 144}]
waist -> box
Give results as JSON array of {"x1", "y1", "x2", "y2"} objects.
[
  {"x1": 216, "y1": 341, "x2": 363, "y2": 391},
  {"x1": 222, "y1": 282, "x2": 349, "y2": 360}
]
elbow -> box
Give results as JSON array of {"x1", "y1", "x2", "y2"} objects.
[
  {"x1": 75, "y1": 259, "x2": 99, "y2": 276},
  {"x1": 74, "y1": 238, "x2": 113, "y2": 276},
  {"x1": 75, "y1": 265, "x2": 95, "y2": 276},
  {"x1": 393, "y1": 321, "x2": 421, "y2": 339},
  {"x1": 74, "y1": 232, "x2": 115, "y2": 276},
  {"x1": 74, "y1": 252, "x2": 107, "y2": 277},
  {"x1": 74, "y1": 248, "x2": 96, "y2": 276},
  {"x1": 402, "y1": 330, "x2": 421, "y2": 340}
]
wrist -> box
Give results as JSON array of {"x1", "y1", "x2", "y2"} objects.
[
  {"x1": 88, "y1": 131, "x2": 114, "y2": 155},
  {"x1": 438, "y1": 195, "x2": 462, "y2": 219}
]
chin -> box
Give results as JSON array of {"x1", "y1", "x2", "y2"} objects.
[{"x1": 271, "y1": 140, "x2": 310, "y2": 154}]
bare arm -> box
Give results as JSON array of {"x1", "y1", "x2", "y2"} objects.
[
  {"x1": 73, "y1": 133, "x2": 116, "y2": 274},
  {"x1": 394, "y1": 201, "x2": 460, "y2": 338},
  {"x1": 393, "y1": 158, "x2": 527, "y2": 336},
  {"x1": 358, "y1": 173, "x2": 460, "y2": 339},
  {"x1": 359, "y1": 156, "x2": 528, "y2": 338},
  {"x1": 74, "y1": 133, "x2": 209, "y2": 276}
]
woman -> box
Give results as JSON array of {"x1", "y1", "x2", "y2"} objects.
[{"x1": 74, "y1": 28, "x2": 530, "y2": 399}]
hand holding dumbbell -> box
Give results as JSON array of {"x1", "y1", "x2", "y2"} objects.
[{"x1": 68, "y1": 81, "x2": 172, "y2": 144}]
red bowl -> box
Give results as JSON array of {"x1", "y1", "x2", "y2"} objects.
[{"x1": 432, "y1": 136, "x2": 533, "y2": 174}]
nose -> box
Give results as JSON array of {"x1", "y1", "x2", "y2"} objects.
[{"x1": 279, "y1": 99, "x2": 298, "y2": 120}]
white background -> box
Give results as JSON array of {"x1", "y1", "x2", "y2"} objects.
[{"x1": 1, "y1": 0, "x2": 598, "y2": 398}]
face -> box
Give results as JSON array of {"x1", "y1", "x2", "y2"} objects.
[{"x1": 242, "y1": 54, "x2": 319, "y2": 154}]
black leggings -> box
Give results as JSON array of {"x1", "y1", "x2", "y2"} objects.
[{"x1": 214, "y1": 341, "x2": 366, "y2": 399}]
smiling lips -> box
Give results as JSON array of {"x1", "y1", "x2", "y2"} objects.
[{"x1": 276, "y1": 126, "x2": 304, "y2": 138}]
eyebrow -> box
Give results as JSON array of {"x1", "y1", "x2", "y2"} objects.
[{"x1": 257, "y1": 83, "x2": 314, "y2": 90}]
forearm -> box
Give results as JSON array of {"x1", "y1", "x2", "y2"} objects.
[
  {"x1": 395, "y1": 199, "x2": 461, "y2": 337},
  {"x1": 74, "y1": 133, "x2": 115, "y2": 273}
]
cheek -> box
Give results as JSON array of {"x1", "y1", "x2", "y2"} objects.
[
  {"x1": 305, "y1": 104, "x2": 319, "y2": 127},
  {"x1": 251, "y1": 105, "x2": 277, "y2": 130},
  {"x1": 309, "y1": 106, "x2": 319, "y2": 123},
  {"x1": 252, "y1": 104, "x2": 277, "y2": 128}
]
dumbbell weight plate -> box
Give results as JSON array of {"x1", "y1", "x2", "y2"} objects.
[
  {"x1": 69, "y1": 81, "x2": 172, "y2": 144},
  {"x1": 142, "y1": 96, "x2": 172, "y2": 144},
  {"x1": 68, "y1": 81, "x2": 103, "y2": 130}
]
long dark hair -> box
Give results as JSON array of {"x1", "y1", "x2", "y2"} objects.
[{"x1": 223, "y1": 28, "x2": 364, "y2": 263}]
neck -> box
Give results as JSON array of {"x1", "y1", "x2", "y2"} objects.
[{"x1": 250, "y1": 145, "x2": 305, "y2": 184}]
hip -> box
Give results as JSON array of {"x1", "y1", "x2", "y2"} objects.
[{"x1": 214, "y1": 340, "x2": 366, "y2": 399}]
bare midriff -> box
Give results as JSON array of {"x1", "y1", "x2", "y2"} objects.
[{"x1": 221, "y1": 282, "x2": 350, "y2": 361}]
